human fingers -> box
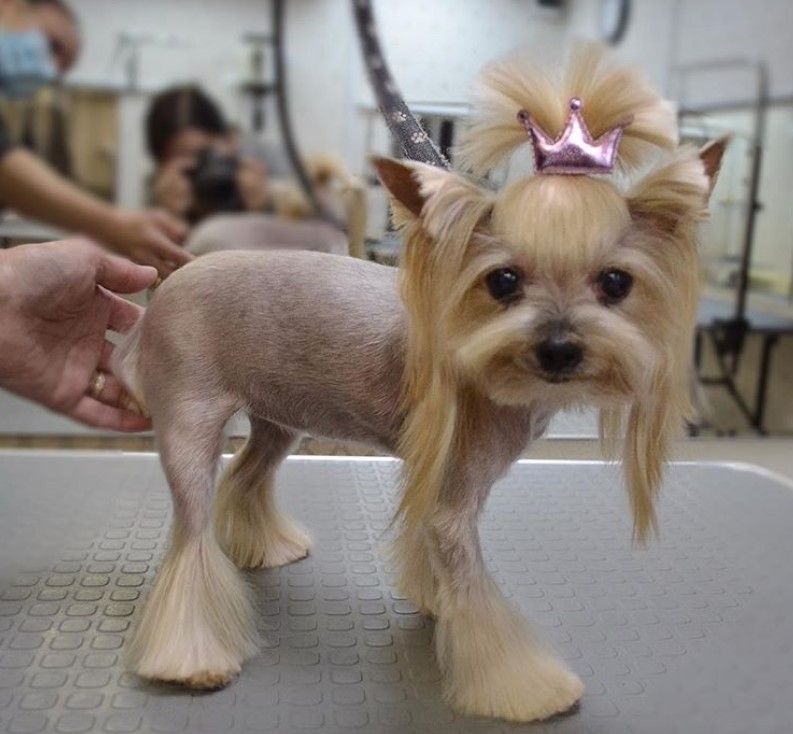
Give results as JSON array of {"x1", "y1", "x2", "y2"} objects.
[
  {"x1": 148, "y1": 209, "x2": 189, "y2": 245},
  {"x1": 240, "y1": 156, "x2": 266, "y2": 173},
  {"x1": 95, "y1": 249, "x2": 159, "y2": 293},
  {"x1": 69, "y1": 394, "x2": 152, "y2": 432},
  {"x1": 87, "y1": 364, "x2": 145, "y2": 413},
  {"x1": 143, "y1": 229, "x2": 193, "y2": 278}
]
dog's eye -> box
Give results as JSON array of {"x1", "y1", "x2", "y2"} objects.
[
  {"x1": 485, "y1": 268, "x2": 523, "y2": 302},
  {"x1": 597, "y1": 269, "x2": 633, "y2": 304}
]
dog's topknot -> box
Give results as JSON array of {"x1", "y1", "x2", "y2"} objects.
[{"x1": 455, "y1": 42, "x2": 678, "y2": 178}]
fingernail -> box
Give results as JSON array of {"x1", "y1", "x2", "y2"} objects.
[{"x1": 123, "y1": 395, "x2": 151, "y2": 418}]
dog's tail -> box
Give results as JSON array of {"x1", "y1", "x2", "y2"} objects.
[{"x1": 111, "y1": 315, "x2": 149, "y2": 417}]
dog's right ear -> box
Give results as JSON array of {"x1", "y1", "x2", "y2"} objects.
[
  {"x1": 372, "y1": 156, "x2": 493, "y2": 236},
  {"x1": 372, "y1": 156, "x2": 426, "y2": 220}
]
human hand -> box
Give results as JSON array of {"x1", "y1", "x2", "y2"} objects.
[
  {"x1": 100, "y1": 209, "x2": 192, "y2": 279},
  {"x1": 152, "y1": 158, "x2": 195, "y2": 219},
  {"x1": 0, "y1": 238, "x2": 158, "y2": 432},
  {"x1": 236, "y1": 157, "x2": 270, "y2": 212}
]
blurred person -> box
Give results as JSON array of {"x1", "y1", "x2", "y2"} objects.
[
  {"x1": 28, "y1": 0, "x2": 80, "y2": 74},
  {"x1": 147, "y1": 85, "x2": 277, "y2": 224},
  {"x1": 0, "y1": 0, "x2": 190, "y2": 277},
  {"x1": 146, "y1": 85, "x2": 368, "y2": 258},
  {"x1": 0, "y1": 238, "x2": 156, "y2": 431}
]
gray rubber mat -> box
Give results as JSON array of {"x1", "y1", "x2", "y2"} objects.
[{"x1": 1, "y1": 452, "x2": 792, "y2": 734}]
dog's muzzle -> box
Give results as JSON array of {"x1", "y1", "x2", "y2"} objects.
[{"x1": 535, "y1": 335, "x2": 584, "y2": 380}]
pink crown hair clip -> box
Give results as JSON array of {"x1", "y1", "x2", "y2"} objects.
[{"x1": 518, "y1": 97, "x2": 632, "y2": 175}]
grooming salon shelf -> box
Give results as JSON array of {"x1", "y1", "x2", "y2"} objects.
[{"x1": 0, "y1": 453, "x2": 791, "y2": 733}]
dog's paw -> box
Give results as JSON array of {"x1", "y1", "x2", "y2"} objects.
[
  {"x1": 445, "y1": 654, "x2": 583, "y2": 723},
  {"x1": 256, "y1": 520, "x2": 312, "y2": 569},
  {"x1": 224, "y1": 517, "x2": 312, "y2": 570},
  {"x1": 154, "y1": 668, "x2": 238, "y2": 690},
  {"x1": 399, "y1": 582, "x2": 438, "y2": 619},
  {"x1": 126, "y1": 532, "x2": 259, "y2": 691}
]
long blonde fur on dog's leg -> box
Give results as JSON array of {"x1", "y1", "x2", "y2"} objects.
[
  {"x1": 126, "y1": 522, "x2": 259, "y2": 689},
  {"x1": 126, "y1": 399, "x2": 259, "y2": 689},
  {"x1": 421, "y1": 494, "x2": 583, "y2": 722},
  {"x1": 388, "y1": 524, "x2": 440, "y2": 617},
  {"x1": 214, "y1": 418, "x2": 311, "y2": 570},
  {"x1": 434, "y1": 566, "x2": 583, "y2": 722}
]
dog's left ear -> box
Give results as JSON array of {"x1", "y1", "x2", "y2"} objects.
[
  {"x1": 627, "y1": 137, "x2": 728, "y2": 234},
  {"x1": 699, "y1": 135, "x2": 729, "y2": 195}
]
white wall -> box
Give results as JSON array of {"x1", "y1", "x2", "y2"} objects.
[
  {"x1": 353, "y1": 0, "x2": 568, "y2": 106},
  {"x1": 63, "y1": 0, "x2": 793, "y2": 268},
  {"x1": 68, "y1": 0, "x2": 271, "y2": 112},
  {"x1": 568, "y1": 0, "x2": 793, "y2": 286},
  {"x1": 63, "y1": 0, "x2": 574, "y2": 206},
  {"x1": 569, "y1": 0, "x2": 793, "y2": 105}
]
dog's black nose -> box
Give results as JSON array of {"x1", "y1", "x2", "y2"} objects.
[{"x1": 535, "y1": 337, "x2": 584, "y2": 375}]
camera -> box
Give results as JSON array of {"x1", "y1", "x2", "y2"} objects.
[{"x1": 186, "y1": 148, "x2": 244, "y2": 221}]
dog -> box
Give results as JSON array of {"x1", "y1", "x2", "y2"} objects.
[{"x1": 112, "y1": 44, "x2": 725, "y2": 722}]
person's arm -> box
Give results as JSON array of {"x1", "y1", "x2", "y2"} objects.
[
  {"x1": 0, "y1": 148, "x2": 192, "y2": 277},
  {"x1": 0, "y1": 115, "x2": 13, "y2": 169}
]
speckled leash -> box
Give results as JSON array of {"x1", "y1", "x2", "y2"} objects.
[{"x1": 351, "y1": 0, "x2": 449, "y2": 169}]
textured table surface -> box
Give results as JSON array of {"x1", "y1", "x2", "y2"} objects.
[{"x1": 0, "y1": 452, "x2": 792, "y2": 734}]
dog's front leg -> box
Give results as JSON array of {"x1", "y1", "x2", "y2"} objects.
[
  {"x1": 426, "y1": 470, "x2": 583, "y2": 723},
  {"x1": 389, "y1": 522, "x2": 441, "y2": 617}
]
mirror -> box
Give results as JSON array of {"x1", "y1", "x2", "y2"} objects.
[{"x1": 1, "y1": 0, "x2": 791, "y2": 443}]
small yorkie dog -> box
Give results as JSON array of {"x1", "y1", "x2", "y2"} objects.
[{"x1": 113, "y1": 44, "x2": 725, "y2": 722}]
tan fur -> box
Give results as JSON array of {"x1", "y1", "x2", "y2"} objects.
[
  {"x1": 124, "y1": 524, "x2": 260, "y2": 687},
  {"x1": 456, "y1": 42, "x2": 678, "y2": 177},
  {"x1": 389, "y1": 150, "x2": 709, "y2": 545},
  {"x1": 112, "y1": 317, "x2": 148, "y2": 416},
  {"x1": 269, "y1": 154, "x2": 368, "y2": 258},
  {"x1": 434, "y1": 574, "x2": 584, "y2": 720},
  {"x1": 395, "y1": 166, "x2": 494, "y2": 531},
  {"x1": 112, "y1": 44, "x2": 724, "y2": 723},
  {"x1": 214, "y1": 421, "x2": 312, "y2": 569},
  {"x1": 393, "y1": 45, "x2": 716, "y2": 547},
  {"x1": 270, "y1": 153, "x2": 355, "y2": 220}
]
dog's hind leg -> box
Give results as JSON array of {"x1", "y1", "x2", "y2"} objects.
[
  {"x1": 126, "y1": 396, "x2": 259, "y2": 689},
  {"x1": 214, "y1": 417, "x2": 311, "y2": 570},
  {"x1": 411, "y1": 457, "x2": 584, "y2": 723}
]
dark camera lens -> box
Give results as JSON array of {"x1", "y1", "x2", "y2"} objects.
[{"x1": 188, "y1": 149, "x2": 244, "y2": 220}]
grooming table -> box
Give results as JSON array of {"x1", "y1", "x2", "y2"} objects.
[{"x1": 1, "y1": 453, "x2": 791, "y2": 734}]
